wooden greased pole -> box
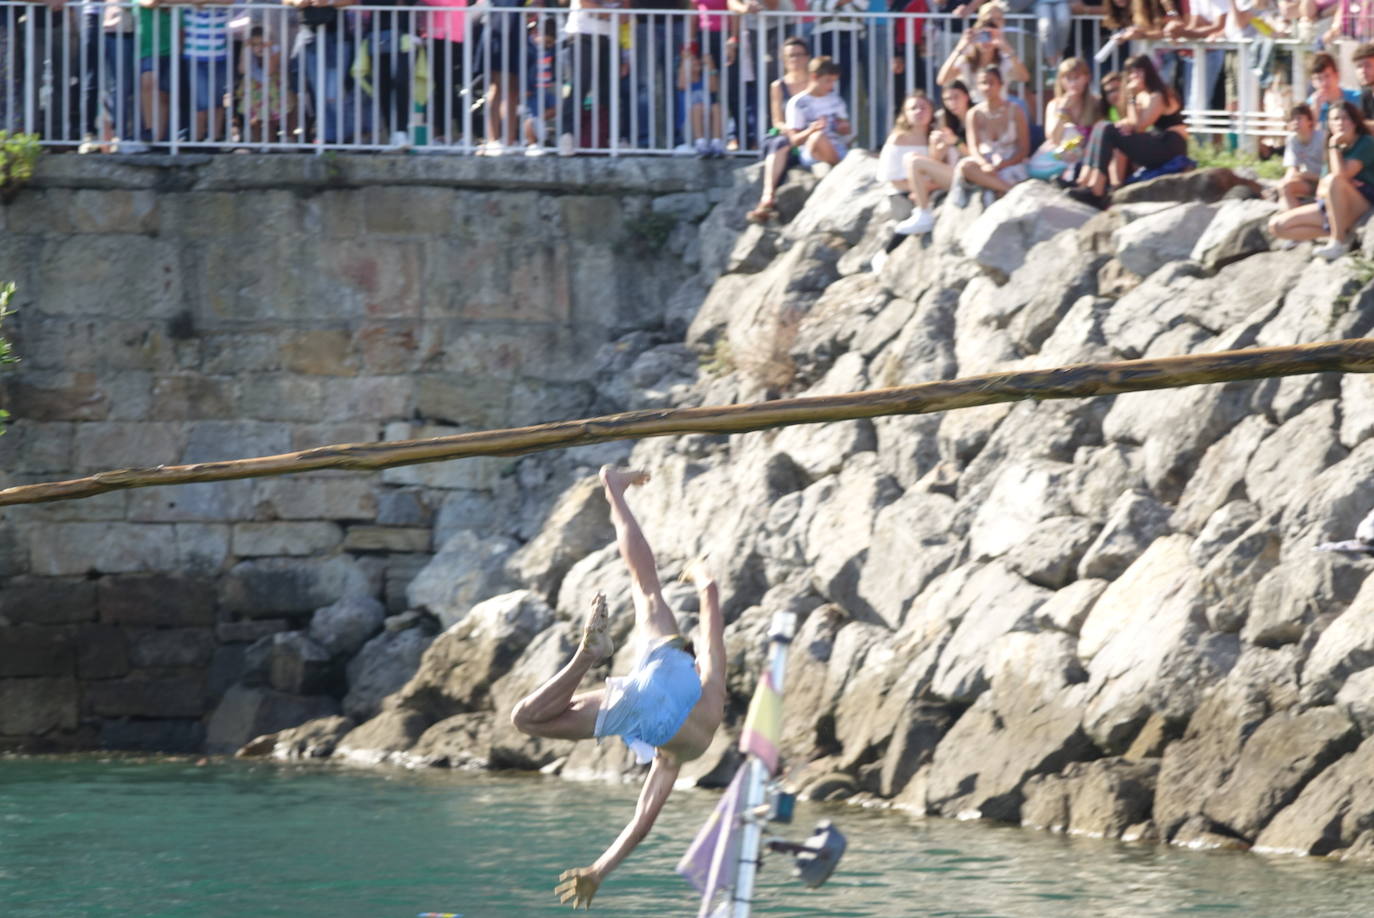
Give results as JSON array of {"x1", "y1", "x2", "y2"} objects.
[{"x1": 2, "y1": 338, "x2": 1373, "y2": 507}]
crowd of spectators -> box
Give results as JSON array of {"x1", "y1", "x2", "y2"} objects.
[{"x1": 0, "y1": 0, "x2": 1278, "y2": 154}]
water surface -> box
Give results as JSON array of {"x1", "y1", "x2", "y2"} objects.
[{"x1": 2, "y1": 757, "x2": 1372, "y2": 918}]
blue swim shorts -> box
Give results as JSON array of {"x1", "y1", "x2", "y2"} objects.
[{"x1": 594, "y1": 636, "x2": 702, "y2": 764}]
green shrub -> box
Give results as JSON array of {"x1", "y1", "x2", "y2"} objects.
[{"x1": 0, "y1": 131, "x2": 41, "y2": 203}]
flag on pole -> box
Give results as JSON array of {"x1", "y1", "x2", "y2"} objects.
[
  {"x1": 677, "y1": 766, "x2": 747, "y2": 916},
  {"x1": 739, "y1": 669, "x2": 782, "y2": 775}
]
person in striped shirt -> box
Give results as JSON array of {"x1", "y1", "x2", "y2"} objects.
[{"x1": 181, "y1": 0, "x2": 234, "y2": 141}]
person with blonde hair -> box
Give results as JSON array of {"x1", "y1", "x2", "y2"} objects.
[
  {"x1": 1029, "y1": 56, "x2": 1103, "y2": 181},
  {"x1": 951, "y1": 65, "x2": 1029, "y2": 203}
]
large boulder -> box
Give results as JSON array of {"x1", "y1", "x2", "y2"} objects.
[
  {"x1": 505, "y1": 476, "x2": 613, "y2": 604},
  {"x1": 1021, "y1": 757, "x2": 1159, "y2": 839},
  {"x1": 406, "y1": 530, "x2": 519, "y2": 629},
  {"x1": 267, "y1": 631, "x2": 336, "y2": 696},
  {"x1": 959, "y1": 180, "x2": 1098, "y2": 282},
  {"x1": 1109, "y1": 168, "x2": 1261, "y2": 206},
  {"x1": 1112, "y1": 202, "x2": 1217, "y2": 278},
  {"x1": 1254, "y1": 734, "x2": 1374, "y2": 856},
  {"x1": 1189, "y1": 197, "x2": 1279, "y2": 271},
  {"x1": 205, "y1": 684, "x2": 340, "y2": 755},
  {"x1": 1076, "y1": 490, "x2": 1171, "y2": 581},
  {"x1": 343, "y1": 618, "x2": 438, "y2": 719},
  {"x1": 1301, "y1": 575, "x2": 1374, "y2": 705},
  {"x1": 388, "y1": 590, "x2": 556, "y2": 721},
  {"x1": 308, "y1": 595, "x2": 386, "y2": 658}
]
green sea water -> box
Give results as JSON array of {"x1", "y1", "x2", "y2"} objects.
[{"x1": 3, "y1": 757, "x2": 1374, "y2": 918}]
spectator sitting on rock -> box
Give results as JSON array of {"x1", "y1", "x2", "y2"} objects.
[
  {"x1": 1268, "y1": 99, "x2": 1374, "y2": 260},
  {"x1": 1308, "y1": 51, "x2": 1359, "y2": 127},
  {"x1": 888, "y1": 81, "x2": 969, "y2": 234},
  {"x1": 1068, "y1": 53, "x2": 1188, "y2": 209},
  {"x1": 1029, "y1": 56, "x2": 1102, "y2": 184},
  {"x1": 742, "y1": 36, "x2": 810, "y2": 222},
  {"x1": 935, "y1": 3, "x2": 1029, "y2": 104},
  {"x1": 1279, "y1": 102, "x2": 1324, "y2": 210},
  {"x1": 950, "y1": 65, "x2": 1028, "y2": 207},
  {"x1": 747, "y1": 55, "x2": 850, "y2": 221},
  {"x1": 935, "y1": 79, "x2": 972, "y2": 160},
  {"x1": 875, "y1": 91, "x2": 936, "y2": 234}
]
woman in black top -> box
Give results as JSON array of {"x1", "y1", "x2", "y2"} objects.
[{"x1": 1069, "y1": 53, "x2": 1188, "y2": 208}]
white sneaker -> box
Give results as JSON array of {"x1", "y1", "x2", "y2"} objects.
[
  {"x1": 558, "y1": 133, "x2": 576, "y2": 157},
  {"x1": 694, "y1": 137, "x2": 711, "y2": 158},
  {"x1": 709, "y1": 137, "x2": 726, "y2": 158},
  {"x1": 894, "y1": 207, "x2": 936, "y2": 235},
  {"x1": 484, "y1": 140, "x2": 508, "y2": 157},
  {"x1": 1314, "y1": 239, "x2": 1349, "y2": 261},
  {"x1": 810, "y1": 161, "x2": 833, "y2": 179},
  {"x1": 525, "y1": 143, "x2": 546, "y2": 157},
  {"x1": 114, "y1": 139, "x2": 149, "y2": 154},
  {"x1": 77, "y1": 135, "x2": 100, "y2": 154},
  {"x1": 871, "y1": 250, "x2": 889, "y2": 273}
]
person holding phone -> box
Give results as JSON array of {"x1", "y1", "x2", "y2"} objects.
[{"x1": 936, "y1": 2, "x2": 1028, "y2": 102}]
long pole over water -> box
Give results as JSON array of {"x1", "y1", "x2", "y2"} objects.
[{"x1": 2, "y1": 338, "x2": 1373, "y2": 507}]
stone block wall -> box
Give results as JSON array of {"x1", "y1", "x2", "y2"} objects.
[{"x1": 0, "y1": 153, "x2": 736, "y2": 752}]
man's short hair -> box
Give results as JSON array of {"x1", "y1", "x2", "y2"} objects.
[
  {"x1": 1355, "y1": 42, "x2": 1374, "y2": 63},
  {"x1": 1312, "y1": 52, "x2": 1339, "y2": 76},
  {"x1": 1290, "y1": 102, "x2": 1314, "y2": 121},
  {"x1": 810, "y1": 56, "x2": 841, "y2": 78}
]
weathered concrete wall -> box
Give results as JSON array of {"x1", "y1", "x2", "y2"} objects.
[{"x1": 0, "y1": 153, "x2": 738, "y2": 752}]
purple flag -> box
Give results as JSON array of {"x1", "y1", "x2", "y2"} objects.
[{"x1": 676, "y1": 765, "x2": 748, "y2": 916}]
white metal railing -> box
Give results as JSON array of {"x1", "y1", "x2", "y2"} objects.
[{"x1": 0, "y1": 3, "x2": 1308, "y2": 157}]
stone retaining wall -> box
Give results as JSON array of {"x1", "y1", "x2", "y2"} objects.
[{"x1": 0, "y1": 153, "x2": 738, "y2": 752}]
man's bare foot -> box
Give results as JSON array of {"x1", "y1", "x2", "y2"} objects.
[
  {"x1": 600, "y1": 465, "x2": 650, "y2": 493},
  {"x1": 580, "y1": 592, "x2": 614, "y2": 662}
]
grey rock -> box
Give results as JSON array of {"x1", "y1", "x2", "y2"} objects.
[
  {"x1": 334, "y1": 708, "x2": 432, "y2": 765},
  {"x1": 1006, "y1": 516, "x2": 1100, "y2": 590},
  {"x1": 406, "y1": 530, "x2": 519, "y2": 629},
  {"x1": 782, "y1": 150, "x2": 889, "y2": 246},
  {"x1": 222, "y1": 556, "x2": 374, "y2": 617},
  {"x1": 1244, "y1": 554, "x2": 1369, "y2": 648},
  {"x1": 408, "y1": 712, "x2": 495, "y2": 769},
  {"x1": 268, "y1": 631, "x2": 335, "y2": 696},
  {"x1": 1173, "y1": 416, "x2": 1273, "y2": 534},
  {"x1": 1302, "y1": 575, "x2": 1374, "y2": 705},
  {"x1": 855, "y1": 489, "x2": 958, "y2": 628},
  {"x1": 1021, "y1": 758, "x2": 1159, "y2": 839},
  {"x1": 308, "y1": 595, "x2": 386, "y2": 657},
  {"x1": 1203, "y1": 708, "x2": 1359, "y2": 840},
  {"x1": 343, "y1": 623, "x2": 438, "y2": 720},
  {"x1": 1034, "y1": 578, "x2": 1108, "y2": 636},
  {"x1": 1197, "y1": 517, "x2": 1280, "y2": 634},
  {"x1": 1113, "y1": 202, "x2": 1217, "y2": 278},
  {"x1": 1334, "y1": 667, "x2": 1374, "y2": 735},
  {"x1": 1189, "y1": 500, "x2": 1263, "y2": 568},
  {"x1": 967, "y1": 459, "x2": 1077, "y2": 562},
  {"x1": 205, "y1": 684, "x2": 340, "y2": 755},
  {"x1": 1254, "y1": 734, "x2": 1374, "y2": 856},
  {"x1": 960, "y1": 180, "x2": 1099, "y2": 282},
  {"x1": 1190, "y1": 198, "x2": 1280, "y2": 271},
  {"x1": 1077, "y1": 490, "x2": 1172, "y2": 581},
  {"x1": 505, "y1": 476, "x2": 613, "y2": 604},
  {"x1": 1339, "y1": 374, "x2": 1374, "y2": 448},
  {"x1": 238, "y1": 714, "x2": 355, "y2": 761}
]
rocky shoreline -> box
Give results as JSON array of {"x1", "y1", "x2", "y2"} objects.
[{"x1": 239, "y1": 153, "x2": 1374, "y2": 863}]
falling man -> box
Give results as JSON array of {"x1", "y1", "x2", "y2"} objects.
[{"x1": 509, "y1": 466, "x2": 728, "y2": 909}]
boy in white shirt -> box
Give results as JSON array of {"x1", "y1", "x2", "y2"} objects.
[
  {"x1": 784, "y1": 56, "x2": 851, "y2": 171},
  {"x1": 1280, "y1": 102, "x2": 1324, "y2": 210}
]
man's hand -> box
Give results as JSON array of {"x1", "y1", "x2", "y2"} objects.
[{"x1": 555, "y1": 867, "x2": 602, "y2": 909}]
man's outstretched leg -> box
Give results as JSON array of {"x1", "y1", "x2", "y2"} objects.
[
  {"x1": 600, "y1": 465, "x2": 679, "y2": 645},
  {"x1": 510, "y1": 593, "x2": 613, "y2": 740}
]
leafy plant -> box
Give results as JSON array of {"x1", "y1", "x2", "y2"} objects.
[
  {"x1": 699, "y1": 338, "x2": 735, "y2": 377},
  {"x1": 0, "y1": 132, "x2": 41, "y2": 203},
  {"x1": 0, "y1": 282, "x2": 18, "y2": 435}
]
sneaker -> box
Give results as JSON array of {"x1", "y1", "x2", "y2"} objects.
[
  {"x1": 525, "y1": 143, "x2": 546, "y2": 157},
  {"x1": 893, "y1": 207, "x2": 936, "y2": 235},
  {"x1": 1314, "y1": 239, "x2": 1349, "y2": 261},
  {"x1": 694, "y1": 137, "x2": 711, "y2": 158},
  {"x1": 1275, "y1": 238, "x2": 1299, "y2": 251},
  {"x1": 77, "y1": 134, "x2": 100, "y2": 154},
  {"x1": 113, "y1": 139, "x2": 149, "y2": 154},
  {"x1": 484, "y1": 140, "x2": 508, "y2": 157},
  {"x1": 558, "y1": 132, "x2": 576, "y2": 157},
  {"x1": 709, "y1": 137, "x2": 726, "y2": 158},
  {"x1": 810, "y1": 161, "x2": 833, "y2": 179},
  {"x1": 870, "y1": 250, "x2": 889, "y2": 273}
]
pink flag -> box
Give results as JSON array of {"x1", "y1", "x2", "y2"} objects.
[
  {"x1": 676, "y1": 766, "x2": 747, "y2": 917},
  {"x1": 738, "y1": 669, "x2": 782, "y2": 775}
]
